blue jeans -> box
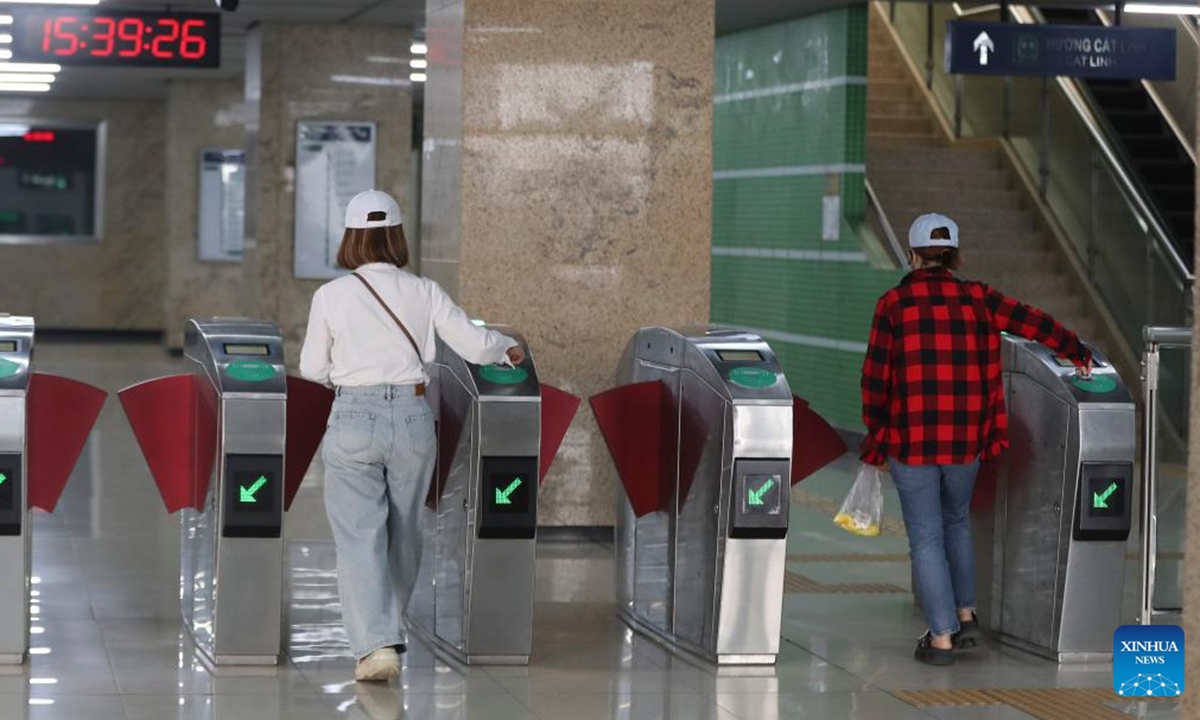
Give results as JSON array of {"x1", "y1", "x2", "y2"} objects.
[
  {"x1": 888, "y1": 458, "x2": 981, "y2": 637},
  {"x1": 322, "y1": 385, "x2": 436, "y2": 659}
]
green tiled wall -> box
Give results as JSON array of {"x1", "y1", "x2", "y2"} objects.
[{"x1": 712, "y1": 5, "x2": 901, "y2": 430}]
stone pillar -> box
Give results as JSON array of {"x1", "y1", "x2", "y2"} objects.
[
  {"x1": 163, "y1": 80, "x2": 247, "y2": 349},
  {"x1": 422, "y1": 0, "x2": 715, "y2": 525},
  {"x1": 244, "y1": 24, "x2": 414, "y2": 360},
  {"x1": 1184, "y1": 48, "x2": 1200, "y2": 714}
]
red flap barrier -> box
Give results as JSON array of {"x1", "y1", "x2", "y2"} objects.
[
  {"x1": 589, "y1": 381, "x2": 671, "y2": 517},
  {"x1": 285, "y1": 376, "x2": 334, "y2": 512},
  {"x1": 791, "y1": 395, "x2": 848, "y2": 484},
  {"x1": 26, "y1": 373, "x2": 107, "y2": 512},
  {"x1": 118, "y1": 375, "x2": 218, "y2": 513},
  {"x1": 538, "y1": 384, "x2": 581, "y2": 485}
]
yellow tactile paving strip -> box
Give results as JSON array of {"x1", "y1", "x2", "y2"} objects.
[
  {"x1": 783, "y1": 570, "x2": 906, "y2": 595},
  {"x1": 791, "y1": 488, "x2": 908, "y2": 537},
  {"x1": 788, "y1": 552, "x2": 911, "y2": 563},
  {"x1": 894, "y1": 687, "x2": 1174, "y2": 720}
]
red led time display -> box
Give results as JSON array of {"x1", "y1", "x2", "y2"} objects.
[{"x1": 11, "y1": 9, "x2": 220, "y2": 69}]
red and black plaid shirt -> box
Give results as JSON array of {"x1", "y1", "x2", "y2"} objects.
[{"x1": 860, "y1": 267, "x2": 1092, "y2": 466}]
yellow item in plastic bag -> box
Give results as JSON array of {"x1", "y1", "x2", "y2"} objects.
[
  {"x1": 833, "y1": 511, "x2": 881, "y2": 537},
  {"x1": 833, "y1": 464, "x2": 884, "y2": 537}
]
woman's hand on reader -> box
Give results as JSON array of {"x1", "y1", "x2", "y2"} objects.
[{"x1": 506, "y1": 345, "x2": 526, "y2": 366}]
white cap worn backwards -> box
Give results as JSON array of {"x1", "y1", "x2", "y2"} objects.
[
  {"x1": 345, "y1": 190, "x2": 403, "y2": 229},
  {"x1": 908, "y1": 213, "x2": 959, "y2": 249}
]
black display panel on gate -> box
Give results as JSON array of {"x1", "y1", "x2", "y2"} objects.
[
  {"x1": 730, "y1": 458, "x2": 790, "y2": 539},
  {"x1": 1074, "y1": 462, "x2": 1132, "y2": 542},
  {"x1": 479, "y1": 457, "x2": 537, "y2": 539},
  {"x1": 223, "y1": 454, "x2": 283, "y2": 538},
  {"x1": 0, "y1": 455, "x2": 21, "y2": 536}
]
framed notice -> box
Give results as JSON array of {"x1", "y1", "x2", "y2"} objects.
[
  {"x1": 197, "y1": 149, "x2": 245, "y2": 263},
  {"x1": 293, "y1": 121, "x2": 377, "y2": 280}
]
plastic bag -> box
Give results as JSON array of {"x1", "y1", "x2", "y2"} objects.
[{"x1": 833, "y1": 464, "x2": 883, "y2": 537}]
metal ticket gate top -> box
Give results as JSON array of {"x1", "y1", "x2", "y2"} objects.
[
  {"x1": 0, "y1": 315, "x2": 107, "y2": 665},
  {"x1": 974, "y1": 335, "x2": 1134, "y2": 663},
  {"x1": 408, "y1": 328, "x2": 579, "y2": 665},
  {"x1": 119, "y1": 318, "x2": 332, "y2": 666},
  {"x1": 593, "y1": 326, "x2": 809, "y2": 665}
]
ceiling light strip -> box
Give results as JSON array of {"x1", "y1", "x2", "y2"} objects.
[
  {"x1": 0, "y1": 73, "x2": 54, "y2": 82},
  {"x1": 0, "y1": 82, "x2": 52, "y2": 92},
  {"x1": 1124, "y1": 2, "x2": 1200, "y2": 13},
  {"x1": 0, "y1": 63, "x2": 61, "y2": 72}
]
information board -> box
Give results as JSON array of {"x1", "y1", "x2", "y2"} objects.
[
  {"x1": 946, "y1": 21, "x2": 1176, "y2": 80},
  {"x1": 197, "y1": 149, "x2": 245, "y2": 263},
  {"x1": 293, "y1": 122, "x2": 377, "y2": 280}
]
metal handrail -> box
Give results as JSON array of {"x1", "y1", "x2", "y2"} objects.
[
  {"x1": 1014, "y1": 5, "x2": 1194, "y2": 286},
  {"x1": 865, "y1": 178, "x2": 907, "y2": 267},
  {"x1": 1139, "y1": 325, "x2": 1191, "y2": 624}
]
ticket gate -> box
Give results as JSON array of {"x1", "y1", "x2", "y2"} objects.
[
  {"x1": 407, "y1": 328, "x2": 580, "y2": 665},
  {"x1": 0, "y1": 315, "x2": 107, "y2": 664},
  {"x1": 971, "y1": 335, "x2": 1134, "y2": 663},
  {"x1": 119, "y1": 319, "x2": 333, "y2": 665},
  {"x1": 591, "y1": 327, "x2": 846, "y2": 665}
]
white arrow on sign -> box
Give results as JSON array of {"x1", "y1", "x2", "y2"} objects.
[{"x1": 973, "y1": 31, "x2": 995, "y2": 66}]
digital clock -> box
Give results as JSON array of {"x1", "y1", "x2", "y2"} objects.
[{"x1": 10, "y1": 9, "x2": 220, "y2": 69}]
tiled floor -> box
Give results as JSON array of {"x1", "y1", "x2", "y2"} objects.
[{"x1": 0, "y1": 338, "x2": 1180, "y2": 719}]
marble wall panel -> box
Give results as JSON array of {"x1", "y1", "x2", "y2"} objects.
[
  {"x1": 423, "y1": 0, "x2": 715, "y2": 525},
  {"x1": 245, "y1": 23, "x2": 414, "y2": 362},
  {"x1": 163, "y1": 80, "x2": 248, "y2": 348},
  {"x1": 0, "y1": 99, "x2": 165, "y2": 329}
]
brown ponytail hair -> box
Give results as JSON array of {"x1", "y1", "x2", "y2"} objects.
[{"x1": 911, "y1": 225, "x2": 962, "y2": 270}]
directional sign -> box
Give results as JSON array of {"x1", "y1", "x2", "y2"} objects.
[
  {"x1": 0, "y1": 473, "x2": 7, "y2": 487},
  {"x1": 240, "y1": 475, "x2": 268, "y2": 503},
  {"x1": 747, "y1": 477, "x2": 776, "y2": 507},
  {"x1": 947, "y1": 21, "x2": 1176, "y2": 80},
  {"x1": 495, "y1": 477, "x2": 523, "y2": 506},
  {"x1": 1093, "y1": 481, "x2": 1119, "y2": 510}
]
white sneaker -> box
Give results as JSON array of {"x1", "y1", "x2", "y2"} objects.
[{"x1": 355, "y1": 647, "x2": 401, "y2": 682}]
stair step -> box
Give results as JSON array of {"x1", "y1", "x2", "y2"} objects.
[
  {"x1": 868, "y1": 98, "x2": 928, "y2": 118},
  {"x1": 867, "y1": 132, "x2": 942, "y2": 150},
  {"x1": 876, "y1": 187, "x2": 1023, "y2": 212},
  {"x1": 886, "y1": 207, "x2": 1040, "y2": 238},
  {"x1": 867, "y1": 114, "x2": 934, "y2": 135},
  {"x1": 868, "y1": 148, "x2": 1001, "y2": 173},
  {"x1": 868, "y1": 64, "x2": 908, "y2": 82},
  {"x1": 967, "y1": 248, "x2": 1059, "y2": 274},
  {"x1": 869, "y1": 81, "x2": 916, "y2": 102},
  {"x1": 869, "y1": 167, "x2": 1012, "y2": 192}
]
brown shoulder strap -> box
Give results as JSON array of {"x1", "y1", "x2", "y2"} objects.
[{"x1": 352, "y1": 272, "x2": 423, "y2": 362}]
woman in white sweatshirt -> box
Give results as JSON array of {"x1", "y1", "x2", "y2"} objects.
[{"x1": 300, "y1": 190, "x2": 523, "y2": 682}]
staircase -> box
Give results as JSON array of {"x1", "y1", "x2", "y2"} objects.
[{"x1": 865, "y1": 10, "x2": 1098, "y2": 343}]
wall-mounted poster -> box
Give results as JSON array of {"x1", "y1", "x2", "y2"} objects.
[
  {"x1": 293, "y1": 121, "x2": 377, "y2": 280},
  {"x1": 198, "y1": 149, "x2": 246, "y2": 263}
]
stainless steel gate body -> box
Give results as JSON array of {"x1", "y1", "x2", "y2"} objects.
[
  {"x1": 974, "y1": 335, "x2": 1134, "y2": 663},
  {"x1": 0, "y1": 316, "x2": 32, "y2": 665},
  {"x1": 615, "y1": 327, "x2": 792, "y2": 665},
  {"x1": 408, "y1": 329, "x2": 540, "y2": 664},
  {"x1": 182, "y1": 319, "x2": 287, "y2": 665}
]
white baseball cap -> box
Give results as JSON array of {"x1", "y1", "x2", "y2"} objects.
[
  {"x1": 908, "y1": 213, "x2": 959, "y2": 248},
  {"x1": 345, "y1": 190, "x2": 403, "y2": 229}
]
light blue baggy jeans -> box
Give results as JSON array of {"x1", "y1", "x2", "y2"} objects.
[
  {"x1": 888, "y1": 458, "x2": 981, "y2": 637},
  {"x1": 321, "y1": 384, "x2": 436, "y2": 660}
]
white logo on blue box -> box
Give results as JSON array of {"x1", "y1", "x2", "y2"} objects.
[{"x1": 1113, "y1": 625, "x2": 1184, "y2": 697}]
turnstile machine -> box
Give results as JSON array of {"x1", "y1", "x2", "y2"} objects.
[
  {"x1": 594, "y1": 327, "x2": 795, "y2": 665},
  {"x1": 408, "y1": 328, "x2": 580, "y2": 665},
  {"x1": 973, "y1": 335, "x2": 1134, "y2": 663},
  {"x1": 119, "y1": 319, "x2": 332, "y2": 665},
  {"x1": 0, "y1": 315, "x2": 107, "y2": 664}
]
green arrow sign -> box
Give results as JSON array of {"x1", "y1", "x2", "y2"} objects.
[
  {"x1": 1093, "y1": 482, "x2": 1119, "y2": 509},
  {"x1": 240, "y1": 475, "x2": 268, "y2": 503},
  {"x1": 0, "y1": 473, "x2": 7, "y2": 487},
  {"x1": 748, "y1": 478, "x2": 776, "y2": 507},
  {"x1": 495, "y1": 478, "x2": 522, "y2": 506}
]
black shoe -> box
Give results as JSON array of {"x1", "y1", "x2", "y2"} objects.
[
  {"x1": 915, "y1": 632, "x2": 955, "y2": 666},
  {"x1": 953, "y1": 614, "x2": 981, "y2": 650}
]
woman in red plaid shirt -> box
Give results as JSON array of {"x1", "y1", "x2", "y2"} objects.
[{"x1": 860, "y1": 213, "x2": 1092, "y2": 666}]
